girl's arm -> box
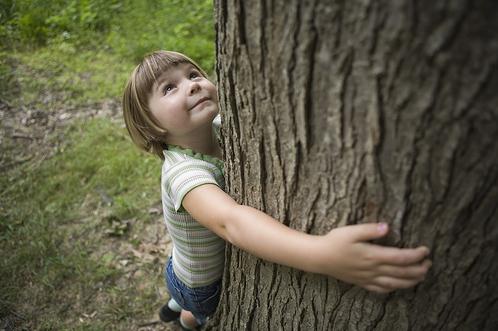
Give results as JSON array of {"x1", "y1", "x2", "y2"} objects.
[{"x1": 183, "y1": 184, "x2": 431, "y2": 293}]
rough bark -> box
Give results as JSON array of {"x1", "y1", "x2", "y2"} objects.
[{"x1": 208, "y1": 0, "x2": 498, "y2": 330}]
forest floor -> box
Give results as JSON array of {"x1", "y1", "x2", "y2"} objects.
[{"x1": 0, "y1": 53, "x2": 181, "y2": 330}]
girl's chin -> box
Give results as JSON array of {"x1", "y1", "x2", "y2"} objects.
[
  {"x1": 205, "y1": 107, "x2": 219, "y2": 118},
  {"x1": 192, "y1": 103, "x2": 218, "y2": 115}
]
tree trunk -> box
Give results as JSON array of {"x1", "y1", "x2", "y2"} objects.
[{"x1": 209, "y1": 0, "x2": 498, "y2": 330}]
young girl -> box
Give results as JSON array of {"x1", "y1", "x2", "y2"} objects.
[{"x1": 122, "y1": 51, "x2": 432, "y2": 330}]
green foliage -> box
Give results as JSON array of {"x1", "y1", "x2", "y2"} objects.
[
  {"x1": 0, "y1": 0, "x2": 122, "y2": 47},
  {"x1": 106, "y1": 0, "x2": 215, "y2": 70},
  {"x1": 1, "y1": 0, "x2": 215, "y2": 109},
  {"x1": 46, "y1": 0, "x2": 122, "y2": 37},
  {"x1": 1, "y1": 0, "x2": 215, "y2": 72}
]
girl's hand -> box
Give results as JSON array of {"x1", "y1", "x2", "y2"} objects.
[{"x1": 314, "y1": 223, "x2": 432, "y2": 293}]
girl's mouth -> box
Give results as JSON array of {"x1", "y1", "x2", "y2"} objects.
[{"x1": 190, "y1": 97, "x2": 210, "y2": 110}]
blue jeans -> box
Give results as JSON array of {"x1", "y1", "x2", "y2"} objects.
[{"x1": 164, "y1": 257, "x2": 222, "y2": 324}]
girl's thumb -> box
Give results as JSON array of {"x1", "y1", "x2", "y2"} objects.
[{"x1": 352, "y1": 223, "x2": 389, "y2": 241}]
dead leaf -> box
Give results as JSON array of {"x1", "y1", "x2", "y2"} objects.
[
  {"x1": 103, "y1": 215, "x2": 131, "y2": 237},
  {"x1": 148, "y1": 207, "x2": 161, "y2": 215}
]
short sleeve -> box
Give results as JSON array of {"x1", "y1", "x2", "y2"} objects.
[{"x1": 164, "y1": 160, "x2": 219, "y2": 211}]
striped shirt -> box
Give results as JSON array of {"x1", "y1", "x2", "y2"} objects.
[{"x1": 161, "y1": 137, "x2": 225, "y2": 288}]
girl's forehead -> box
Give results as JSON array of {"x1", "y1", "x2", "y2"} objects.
[{"x1": 154, "y1": 62, "x2": 195, "y2": 86}]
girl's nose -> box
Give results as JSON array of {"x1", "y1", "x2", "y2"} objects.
[{"x1": 188, "y1": 82, "x2": 201, "y2": 95}]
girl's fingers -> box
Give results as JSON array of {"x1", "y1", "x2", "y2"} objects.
[
  {"x1": 373, "y1": 276, "x2": 422, "y2": 290},
  {"x1": 378, "y1": 259, "x2": 432, "y2": 279},
  {"x1": 363, "y1": 284, "x2": 392, "y2": 294},
  {"x1": 368, "y1": 245, "x2": 430, "y2": 266},
  {"x1": 348, "y1": 223, "x2": 389, "y2": 242}
]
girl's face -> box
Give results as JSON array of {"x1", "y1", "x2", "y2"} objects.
[{"x1": 148, "y1": 62, "x2": 218, "y2": 139}]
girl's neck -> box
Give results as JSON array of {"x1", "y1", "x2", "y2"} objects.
[{"x1": 167, "y1": 127, "x2": 222, "y2": 159}]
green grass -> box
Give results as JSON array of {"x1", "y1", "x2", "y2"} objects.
[
  {"x1": 0, "y1": 0, "x2": 215, "y2": 328},
  {"x1": 2, "y1": 46, "x2": 135, "y2": 108},
  {"x1": 0, "y1": 119, "x2": 164, "y2": 329},
  {"x1": 12, "y1": 119, "x2": 161, "y2": 219}
]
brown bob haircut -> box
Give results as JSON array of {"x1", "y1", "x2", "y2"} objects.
[{"x1": 122, "y1": 50, "x2": 208, "y2": 159}]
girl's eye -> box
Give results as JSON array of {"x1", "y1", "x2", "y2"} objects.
[
  {"x1": 189, "y1": 72, "x2": 199, "y2": 79},
  {"x1": 163, "y1": 84, "x2": 174, "y2": 94}
]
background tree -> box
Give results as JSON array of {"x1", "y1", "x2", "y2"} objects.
[{"x1": 208, "y1": 0, "x2": 498, "y2": 330}]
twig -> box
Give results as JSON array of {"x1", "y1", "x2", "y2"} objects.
[
  {"x1": 11, "y1": 133, "x2": 36, "y2": 140},
  {"x1": 138, "y1": 320, "x2": 161, "y2": 327}
]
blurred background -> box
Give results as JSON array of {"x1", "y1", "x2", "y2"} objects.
[{"x1": 0, "y1": 1, "x2": 214, "y2": 330}]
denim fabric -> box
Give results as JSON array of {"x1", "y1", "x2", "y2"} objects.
[{"x1": 164, "y1": 257, "x2": 222, "y2": 325}]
